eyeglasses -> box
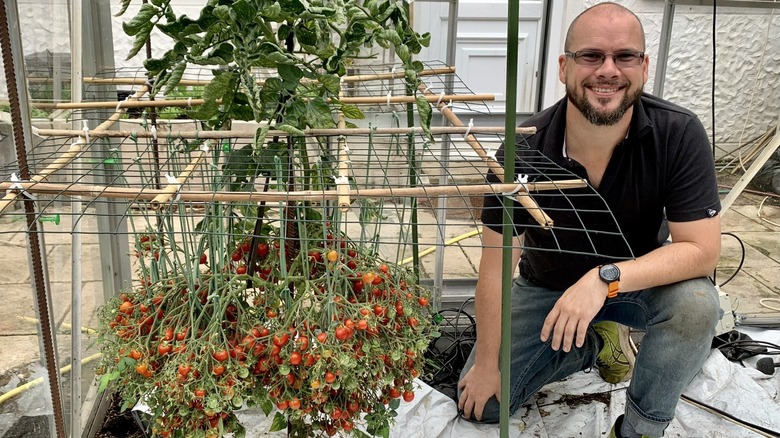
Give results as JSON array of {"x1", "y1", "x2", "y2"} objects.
[{"x1": 564, "y1": 50, "x2": 645, "y2": 68}]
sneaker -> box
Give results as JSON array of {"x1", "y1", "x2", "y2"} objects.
[
  {"x1": 593, "y1": 321, "x2": 635, "y2": 384},
  {"x1": 608, "y1": 415, "x2": 650, "y2": 438}
]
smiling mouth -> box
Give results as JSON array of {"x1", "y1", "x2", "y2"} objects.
[{"x1": 589, "y1": 85, "x2": 623, "y2": 94}]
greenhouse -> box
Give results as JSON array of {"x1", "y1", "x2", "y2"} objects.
[{"x1": 0, "y1": 1, "x2": 779, "y2": 437}]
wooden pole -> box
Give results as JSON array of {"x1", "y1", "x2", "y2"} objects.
[
  {"x1": 35, "y1": 125, "x2": 538, "y2": 140},
  {"x1": 31, "y1": 93, "x2": 495, "y2": 111},
  {"x1": 81, "y1": 67, "x2": 457, "y2": 87},
  {"x1": 336, "y1": 116, "x2": 351, "y2": 211},
  {"x1": 0, "y1": 179, "x2": 587, "y2": 204}
]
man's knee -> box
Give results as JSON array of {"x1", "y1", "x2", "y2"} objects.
[{"x1": 659, "y1": 278, "x2": 721, "y2": 337}]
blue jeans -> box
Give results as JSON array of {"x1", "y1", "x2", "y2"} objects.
[{"x1": 458, "y1": 276, "x2": 721, "y2": 437}]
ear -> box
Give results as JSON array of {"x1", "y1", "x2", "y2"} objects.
[
  {"x1": 558, "y1": 54, "x2": 568, "y2": 84},
  {"x1": 642, "y1": 54, "x2": 650, "y2": 84}
]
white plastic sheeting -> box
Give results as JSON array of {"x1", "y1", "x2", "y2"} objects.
[{"x1": 241, "y1": 327, "x2": 780, "y2": 437}]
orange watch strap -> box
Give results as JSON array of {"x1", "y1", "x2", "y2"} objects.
[{"x1": 606, "y1": 281, "x2": 619, "y2": 298}]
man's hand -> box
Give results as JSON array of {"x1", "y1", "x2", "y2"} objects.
[
  {"x1": 458, "y1": 363, "x2": 500, "y2": 421},
  {"x1": 540, "y1": 268, "x2": 606, "y2": 352}
]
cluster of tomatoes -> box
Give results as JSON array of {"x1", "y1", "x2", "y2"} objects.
[{"x1": 97, "y1": 229, "x2": 435, "y2": 437}]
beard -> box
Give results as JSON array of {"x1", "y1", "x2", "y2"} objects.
[{"x1": 566, "y1": 82, "x2": 643, "y2": 126}]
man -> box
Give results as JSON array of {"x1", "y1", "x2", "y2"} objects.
[{"x1": 457, "y1": 3, "x2": 722, "y2": 438}]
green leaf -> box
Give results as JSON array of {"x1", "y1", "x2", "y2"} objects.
[
  {"x1": 122, "y1": 4, "x2": 156, "y2": 36},
  {"x1": 416, "y1": 95, "x2": 433, "y2": 139},
  {"x1": 269, "y1": 412, "x2": 288, "y2": 432},
  {"x1": 162, "y1": 62, "x2": 187, "y2": 95},
  {"x1": 260, "y1": 399, "x2": 273, "y2": 416},
  {"x1": 319, "y1": 74, "x2": 341, "y2": 94},
  {"x1": 305, "y1": 97, "x2": 336, "y2": 128},
  {"x1": 143, "y1": 58, "x2": 168, "y2": 76},
  {"x1": 253, "y1": 126, "x2": 270, "y2": 151},
  {"x1": 97, "y1": 371, "x2": 119, "y2": 393},
  {"x1": 115, "y1": 0, "x2": 132, "y2": 17},
  {"x1": 212, "y1": 4, "x2": 231, "y2": 21},
  {"x1": 396, "y1": 43, "x2": 410, "y2": 63},
  {"x1": 378, "y1": 29, "x2": 402, "y2": 46},
  {"x1": 275, "y1": 124, "x2": 305, "y2": 137},
  {"x1": 126, "y1": 23, "x2": 154, "y2": 59},
  {"x1": 233, "y1": 0, "x2": 257, "y2": 18},
  {"x1": 278, "y1": 64, "x2": 304, "y2": 91},
  {"x1": 278, "y1": 0, "x2": 305, "y2": 15},
  {"x1": 340, "y1": 104, "x2": 365, "y2": 120}
]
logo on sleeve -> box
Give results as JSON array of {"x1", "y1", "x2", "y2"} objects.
[{"x1": 706, "y1": 209, "x2": 718, "y2": 218}]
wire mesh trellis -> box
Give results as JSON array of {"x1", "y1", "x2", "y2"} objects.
[{"x1": 0, "y1": 62, "x2": 634, "y2": 437}]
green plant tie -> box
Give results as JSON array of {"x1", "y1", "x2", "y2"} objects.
[{"x1": 39, "y1": 214, "x2": 60, "y2": 225}]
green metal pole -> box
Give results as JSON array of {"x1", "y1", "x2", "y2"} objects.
[{"x1": 501, "y1": 1, "x2": 520, "y2": 437}]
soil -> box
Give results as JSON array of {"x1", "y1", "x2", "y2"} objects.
[{"x1": 94, "y1": 396, "x2": 146, "y2": 438}]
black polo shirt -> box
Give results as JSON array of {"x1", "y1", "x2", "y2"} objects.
[{"x1": 481, "y1": 93, "x2": 720, "y2": 291}]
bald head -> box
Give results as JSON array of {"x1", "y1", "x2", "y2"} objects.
[{"x1": 564, "y1": 2, "x2": 646, "y2": 51}]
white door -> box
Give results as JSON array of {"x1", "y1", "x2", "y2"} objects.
[{"x1": 414, "y1": 0, "x2": 545, "y2": 115}]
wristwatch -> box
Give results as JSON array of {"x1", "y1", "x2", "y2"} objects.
[{"x1": 598, "y1": 264, "x2": 620, "y2": 299}]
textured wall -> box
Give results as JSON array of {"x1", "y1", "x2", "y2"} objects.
[{"x1": 2, "y1": 1, "x2": 778, "y2": 155}]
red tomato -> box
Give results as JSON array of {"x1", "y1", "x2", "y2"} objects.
[
  {"x1": 212, "y1": 350, "x2": 229, "y2": 362},
  {"x1": 289, "y1": 351, "x2": 302, "y2": 365},
  {"x1": 163, "y1": 327, "x2": 174, "y2": 341},
  {"x1": 272, "y1": 333, "x2": 290, "y2": 347},
  {"x1": 403, "y1": 390, "x2": 415, "y2": 402},
  {"x1": 119, "y1": 301, "x2": 134, "y2": 315},
  {"x1": 157, "y1": 343, "x2": 172, "y2": 355},
  {"x1": 178, "y1": 364, "x2": 191, "y2": 377},
  {"x1": 212, "y1": 364, "x2": 226, "y2": 376}
]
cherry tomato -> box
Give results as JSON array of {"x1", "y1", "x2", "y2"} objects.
[
  {"x1": 212, "y1": 350, "x2": 229, "y2": 362},
  {"x1": 119, "y1": 301, "x2": 134, "y2": 315},
  {"x1": 178, "y1": 364, "x2": 191, "y2": 377},
  {"x1": 158, "y1": 343, "x2": 172, "y2": 355}
]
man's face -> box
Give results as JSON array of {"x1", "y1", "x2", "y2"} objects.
[{"x1": 558, "y1": 12, "x2": 649, "y2": 126}]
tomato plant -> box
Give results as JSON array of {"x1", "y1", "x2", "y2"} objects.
[{"x1": 97, "y1": 0, "x2": 437, "y2": 436}]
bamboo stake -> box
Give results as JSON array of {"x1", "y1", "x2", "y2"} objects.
[
  {"x1": 0, "y1": 180, "x2": 587, "y2": 203},
  {"x1": 336, "y1": 116, "x2": 351, "y2": 211},
  {"x1": 36, "y1": 125, "x2": 538, "y2": 140},
  {"x1": 150, "y1": 144, "x2": 210, "y2": 209},
  {"x1": 418, "y1": 81, "x2": 554, "y2": 228},
  {"x1": 0, "y1": 87, "x2": 149, "y2": 215},
  {"x1": 32, "y1": 93, "x2": 495, "y2": 111},
  {"x1": 81, "y1": 67, "x2": 456, "y2": 87}
]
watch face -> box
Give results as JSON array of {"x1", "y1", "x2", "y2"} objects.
[{"x1": 599, "y1": 264, "x2": 620, "y2": 282}]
